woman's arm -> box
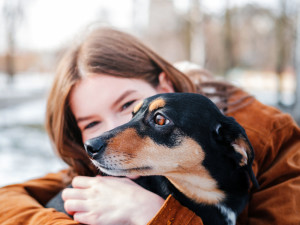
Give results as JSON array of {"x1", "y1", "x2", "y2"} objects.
[{"x1": 0, "y1": 169, "x2": 79, "y2": 225}]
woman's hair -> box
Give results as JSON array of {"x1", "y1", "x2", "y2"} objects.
[
  {"x1": 45, "y1": 27, "x2": 196, "y2": 176},
  {"x1": 45, "y1": 27, "x2": 252, "y2": 176}
]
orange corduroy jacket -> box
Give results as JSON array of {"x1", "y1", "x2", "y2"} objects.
[{"x1": 0, "y1": 95, "x2": 300, "y2": 225}]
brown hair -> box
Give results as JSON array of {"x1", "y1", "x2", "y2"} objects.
[{"x1": 45, "y1": 27, "x2": 252, "y2": 176}]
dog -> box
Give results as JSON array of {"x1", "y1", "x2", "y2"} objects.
[
  {"x1": 46, "y1": 93, "x2": 258, "y2": 224},
  {"x1": 83, "y1": 93, "x2": 259, "y2": 225}
]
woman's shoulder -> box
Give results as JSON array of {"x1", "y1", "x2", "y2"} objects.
[
  {"x1": 228, "y1": 93, "x2": 300, "y2": 173},
  {"x1": 228, "y1": 92, "x2": 295, "y2": 137}
]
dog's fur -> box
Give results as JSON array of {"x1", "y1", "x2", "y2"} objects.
[
  {"x1": 84, "y1": 93, "x2": 258, "y2": 225},
  {"x1": 47, "y1": 93, "x2": 258, "y2": 225}
]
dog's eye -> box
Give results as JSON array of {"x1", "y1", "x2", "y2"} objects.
[{"x1": 154, "y1": 114, "x2": 170, "y2": 126}]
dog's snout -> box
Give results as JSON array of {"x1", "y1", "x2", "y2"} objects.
[{"x1": 84, "y1": 138, "x2": 106, "y2": 158}]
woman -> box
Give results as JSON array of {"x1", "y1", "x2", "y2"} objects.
[{"x1": 0, "y1": 27, "x2": 299, "y2": 225}]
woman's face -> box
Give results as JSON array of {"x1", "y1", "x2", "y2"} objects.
[{"x1": 70, "y1": 73, "x2": 174, "y2": 143}]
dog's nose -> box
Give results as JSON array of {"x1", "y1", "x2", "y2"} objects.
[{"x1": 84, "y1": 138, "x2": 106, "y2": 158}]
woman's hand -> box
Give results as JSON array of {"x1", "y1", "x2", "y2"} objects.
[{"x1": 62, "y1": 176, "x2": 165, "y2": 225}]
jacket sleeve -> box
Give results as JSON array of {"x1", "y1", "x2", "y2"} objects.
[
  {"x1": 0, "y1": 169, "x2": 80, "y2": 225},
  {"x1": 230, "y1": 99, "x2": 300, "y2": 225},
  {"x1": 148, "y1": 195, "x2": 204, "y2": 225}
]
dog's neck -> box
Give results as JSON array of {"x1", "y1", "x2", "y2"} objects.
[
  {"x1": 165, "y1": 174, "x2": 237, "y2": 225},
  {"x1": 166, "y1": 172, "x2": 225, "y2": 205}
]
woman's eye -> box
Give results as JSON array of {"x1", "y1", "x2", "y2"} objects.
[
  {"x1": 84, "y1": 121, "x2": 100, "y2": 130},
  {"x1": 154, "y1": 114, "x2": 170, "y2": 126},
  {"x1": 122, "y1": 100, "x2": 135, "y2": 111}
]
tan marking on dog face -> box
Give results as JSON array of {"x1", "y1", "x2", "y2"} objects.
[
  {"x1": 149, "y1": 98, "x2": 166, "y2": 112},
  {"x1": 107, "y1": 128, "x2": 143, "y2": 156},
  {"x1": 103, "y1": 132, "x2": 224, "y2": 205},
  {"x1": 133, "y1": 100, "x2": 143, "y2": 114},
  {"x1": 233, "y1": 136, "x2": 250, "y2": 166}
]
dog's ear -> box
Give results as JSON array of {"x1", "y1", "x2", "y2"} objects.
[{"x1": 214, "y1": 118, "x2": 259, "y2": 189}]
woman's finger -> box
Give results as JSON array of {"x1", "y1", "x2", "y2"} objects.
[
  {"x1": 72, "y1": 176, "x2": 98, "y2": 188},
  {"x1": 62, "y1": 188, "x2": 87, "y2": 200},
  {"x1": 64, "y1": 199, "x2": 89, "y2": 213},
  {"x1": 73, "y1": 211, "x2": 97, "y2": 224}
]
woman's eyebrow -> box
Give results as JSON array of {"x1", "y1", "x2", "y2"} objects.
[
  {"x1": 112, "y1": 90, "x2": 137, "y2": 108},
  {"x1": 76, "y1": 115, "x2": 94, "y2": 123}
]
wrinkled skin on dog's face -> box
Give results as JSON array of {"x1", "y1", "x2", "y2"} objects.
[{"x1": 85, "y1": 93, "x2": 257, "y2": 204}]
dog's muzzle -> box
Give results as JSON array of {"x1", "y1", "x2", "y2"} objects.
[{"x1": 84, "y1": 137, "x2": 106, "y2": 158}]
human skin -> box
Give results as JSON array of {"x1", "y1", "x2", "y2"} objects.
[{"x1": 62, "y1": 72, "x2": 174, "y2": 225}]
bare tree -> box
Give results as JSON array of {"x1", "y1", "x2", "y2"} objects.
[
  {"x1": 182, "y1": 14, "x2": 192, "y2": 61},
  {"x1": 189, "y1": 0, "x2": 205, "y2": 66},
  {"x1": 223, "y1": 0, "x2": 235, "y2": 74},
  {"x1": 2, "y1": 0, "x2": 25, "y2": 83},
  {"x1": 275, "y1": 0, "x2": 290, "y2": 106},
  {"x1": 293, "y1": 1, "x2": 300, "y2": 124},
  {"x1": 181, "y1": 0, "x2": 205, "y2": 66}
]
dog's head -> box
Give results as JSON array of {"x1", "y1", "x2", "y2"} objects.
[{"x1": 84, "y1": 93, "x2": 258, "y2": 204}]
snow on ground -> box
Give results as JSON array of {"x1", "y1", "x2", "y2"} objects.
[
  {"x1": 0, "y1": 73, "x2": 67, "y2": 187},
  {"x1": 0, "y1": 125, "x2": 67, "y2": 186},
  {"x1": 0, "y1": 72, "x2": 53, "y2": 98},
  {"x1": 0, "y1": 99, "x2": 46, "y2": 126}
]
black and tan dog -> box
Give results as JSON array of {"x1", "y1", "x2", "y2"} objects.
[{"x1": 84, "y1": 93, "x2": 259, "y2": 225}]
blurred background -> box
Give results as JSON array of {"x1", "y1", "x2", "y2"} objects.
[{"x1": 0, "y1": 0, "x2": 300, "y2": 187}]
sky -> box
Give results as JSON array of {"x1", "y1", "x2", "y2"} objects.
[
  {"x1": 0, "y1": 0, "x2": 136, "y2": 53},
  {"x1": 0, "y1": 0, "x2": 283, "y2": 53}
]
